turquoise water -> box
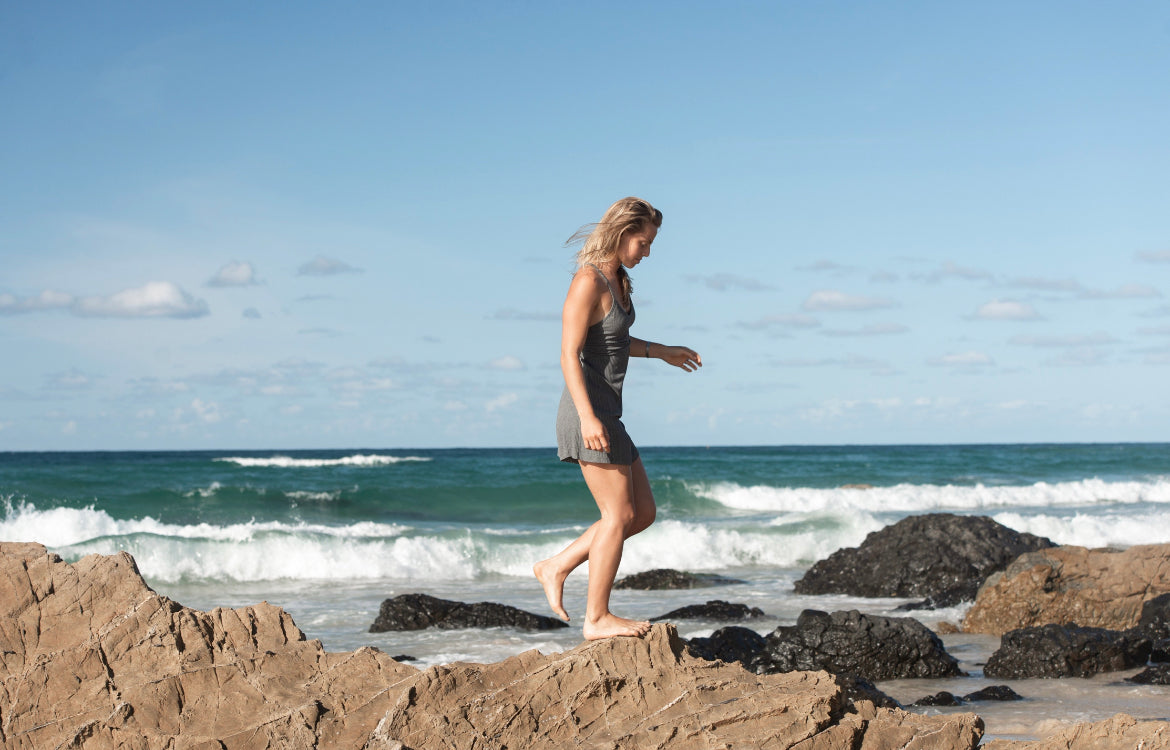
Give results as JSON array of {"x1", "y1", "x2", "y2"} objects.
[{"x1": 2, "y1": 444, "x2": 1168, "y2": 585}]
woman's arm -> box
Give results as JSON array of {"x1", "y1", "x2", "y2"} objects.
[
  {"x1": 629, "y1": 337, "x2": 703, "y2": 373},
  {"x1": 561, "y1": 270, "x2": 612, "y2": 453}
]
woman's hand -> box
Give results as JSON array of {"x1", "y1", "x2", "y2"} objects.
[
  {"x1": 660, "y1": 346, "x2": 703, "y2": 373},
  {"x1": 580, "y1": 414, "x2": 610, "y2": 453}
]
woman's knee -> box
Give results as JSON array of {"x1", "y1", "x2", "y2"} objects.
[
  {"x1": 601, "y1": 506, "x2": 637, "y2": 531},
  {"x1": 629, "y1": 505, "x2": 655, "y2": 535}
]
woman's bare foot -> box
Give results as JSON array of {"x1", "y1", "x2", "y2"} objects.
[
  {"x1": 533, "y1": 559, "x2": 570, "y2": 621},
  {"x1": 582, "y1": 613, "x2": 651, "y2": 641}
]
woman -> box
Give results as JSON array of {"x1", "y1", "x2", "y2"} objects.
[{"x1": 534, "y1": 197, "x2": 702, "y2": 640}]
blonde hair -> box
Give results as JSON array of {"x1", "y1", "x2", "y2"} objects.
[{"x1": 566, "y1": 197, "x2": 662, "y2": 299}]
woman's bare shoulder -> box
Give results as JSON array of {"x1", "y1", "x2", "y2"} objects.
[{"x1": 568, "y1": 265, "x2": 607, "y2": 295}]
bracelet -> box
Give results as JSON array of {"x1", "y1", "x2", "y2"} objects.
[{"x1": 644, "y1": 341, "x2": 650, "y2": 358}]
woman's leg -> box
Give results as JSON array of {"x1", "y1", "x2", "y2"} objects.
[
  {"x1": 578, "y1": 460, "x2": 650, "y2": 639},
  {"x1": 534, "y1": 458, "x2": 655, "y2": 622}
]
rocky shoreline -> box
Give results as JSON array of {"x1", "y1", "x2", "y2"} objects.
[{"x1": 3, "y1": 514, "x2": 1170, "y2": 748}]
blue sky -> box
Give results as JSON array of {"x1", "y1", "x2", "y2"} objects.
[{"x1": 2, "y1": 2, "x2": 1168, "y2": 450}]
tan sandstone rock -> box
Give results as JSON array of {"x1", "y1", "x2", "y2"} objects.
[
  {"x1": 1, "y1": 542, "x2": 419, "y2": 749},
  {"x1": 962, "y1": 543, "x2": 1170, "y2": 636},
  {"x1": 3, "y1": 542, "x2": 989, "y2": 748},
  {"x1": 982, "y1": 713, "x2": 1170, "y2": 749}
]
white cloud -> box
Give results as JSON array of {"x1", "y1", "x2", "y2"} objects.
[
  {"x1": 207, "y1": 261, "x2": 259, "y2": 287},
  {"x1": 923, "y1": 261, "x2": 995, "y2": 283},
  {"x1": 485, "y1": 392, "x2": 518, "y2": 412},
  {"x1": 1009, "y1": 332, "x2": 1118, "y2": 347},
  {"x1": 297, "y1": 256, "x2": 362, "y2": 276},
  {"x1": 930, "y1": 351, "x2": 995, "y2": 367},
  {"x1": 1008, "y1": 276, "x2": 1084, "y2": 293},
  {"x1": 62, "y1": 420, "x2": 77, "y2": 435},
  {"x1": 1139, "y1": 304, "x2": 1170, "y2": 318},
  {"x1": 687, "y1": 274, "x2": 774, "y2": 291},
  {"x1": 802, "y1": 290, "x2": 895, "y2": 312},
  {"x1": 1044, "y1": 349, "x2": 1108, "y2": 367},
  {"x1": 191, "y1": 398, "x2": 222, "y2": 423},
  {"x1": 738, "y1": 314, "x2": 820, "y2": 331},
  {"x1": 772, "y1": 354, "x2": 896, "y2": 375},
  {"x1": 795, "y1": 260, "x2": 855, "y2": 275},
  {"x1": 1080, "y1": 284, "x2": 1161, "y2": 300},
  {"x1": 973, "y1": 299, "x2": 1040, "y2": 321},
  {"x1": 0, "y1": 289, "x2": 74, "y2": 315},
  {"x1": 820, "y1": 323, "x2": 908, "y2": 337},
  {"x1": 488, "y1": 355, "x2": 526, "y2": 371},
  {"x1": 1136, "y1": 250, "x2": 1170, "y2": 263},
  {"x1": 73, "y1": 281, "x2": 209, "y2": 319},
  {"x1": 1137, "y1": 325, "x2": 1170, "y2": 336},
  {"x1": 45, "y1": 369, "x2": 93, "y2": 390}
]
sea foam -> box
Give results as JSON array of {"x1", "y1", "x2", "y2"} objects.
[
  {"x1": 690, "y1": 477, "x2": 1170, "y2": 514},
  {"x1": 214, "y1": 454, "x2": 431, "y2": 468}
]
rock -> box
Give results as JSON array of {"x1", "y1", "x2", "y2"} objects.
[
  {"x1": 368, "y1": 593, "x2": 570, "y2": 632},
  {"x1": 912, "y1": 690, "x2": 963, "y2": 706},
  {"x1": 391, "y1": 654, "x2": 417, "y2": 662},
  {"x1": 935, "y1": 620, "x2": 961, "y2": 634},
  {"x1": 982, "y1": 713, "x2": 1170, "y2": 749},
  {"x1": 651, "y1": 599, "x2": 765, "y2": 621},
  {"x1": 371, "y1": 628, "x2": 984, "y2": 750},
  {"x1": 1126, "y1": 663, "x2": 1170, "y2": 685},
  {"x1": 1, "y1": 542, "x2": 989, "y2": 749},
  {"x1": 0, "y1": 541, "x2": 419, "y2": 750},
  {"x1": 963, "y1": 543, "x2": 1170, "y2": 636},
  {"x1": 685, "y1": 625, "x2": 766, "y2": 667},
  {"x1": 795, "y1": 514, "x2": 1054, "y2": 606},
  {"x1": 1139, "y1": 592, "x2": 1170, "y2": 641},
  {"x1": 984, "y1": 623, "x2": 1151, "y2": 679},
  {"x1": 749, "y1": 609, "x2": 963, "y2": 681},
  {"x1": 833, "y1": 673, "x2": 901, "y2": 710},
  {"x1": 963, "y1": 684, "x2": 1024, "y2": 702},
  {"x1": 1152, "y1": 638, "x2": 1170, "y2": 663},
  {"x1": 613, "y1": 568, "x2": 746, "y2": 589}
]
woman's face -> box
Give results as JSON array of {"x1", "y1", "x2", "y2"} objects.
[{"x1": 617, "y1": 225, "x2": 657, "y2": 269}]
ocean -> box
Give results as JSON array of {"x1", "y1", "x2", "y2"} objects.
[{"x1": 2, "y1": 443, "x2": 1168, "y2": 740}]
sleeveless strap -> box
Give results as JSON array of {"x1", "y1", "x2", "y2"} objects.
[{"x1": 586, "y1": 263, "x2": 621, "y2": 304}]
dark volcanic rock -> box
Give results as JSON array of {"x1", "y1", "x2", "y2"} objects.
[
  {"x1": 652, "y1": 600, "x2": 765, "y2": 622},
  {"x1": 614, "y1": 568, "x2": 746, "y2": 590},
  {"x1": 833, "y1": 673, "x2": 901, "y2": 710},
  {"x1": 913, "y1": 691, "x2": 963, "y2": 707},
  {"x1": 962, "y1": 685, "x2": 1023, "y2": 702},
  {"x1": 369, "y1": 593, "x2": 569, "y2": 632},
  {"x1": 984, "y1": 623, "x2": 1151, "y2": 679},
  {"x1": 749, "y1": 609, "x2": 963, "y2": 681},
  {"x1": 1126, "y1": 664, "x2": 1170, "y2": 685},
  {"x1": 1151, "y1": 639, "x2": 1170, "y2": 663},
  {"x1": 795, "y1": 513, "x2": 1054, "y2": 603},
  {"x1": 1139, "y1": 592, "x2": 1170, "y2": 641},
  {"x1": 686, "y1": 626, "x2": 766, "y2": 667}
]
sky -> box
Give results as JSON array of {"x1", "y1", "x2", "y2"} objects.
[{"x1": 2, "y1": 2, "x2": 1169, "y2": 451}]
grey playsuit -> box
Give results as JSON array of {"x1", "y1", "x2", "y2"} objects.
[{"x1": 555, "y1": 264, "x2": 640, "y2": 465}]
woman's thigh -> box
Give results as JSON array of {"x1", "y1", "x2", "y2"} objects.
[{"x1": 579, "y1": 461, "x2": 636, "y2": 521}]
